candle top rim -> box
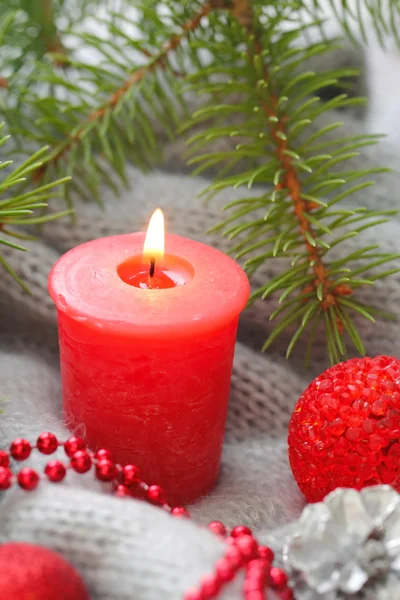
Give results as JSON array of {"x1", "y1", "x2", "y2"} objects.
[{"x1": 48, "y1": 232, "x2": 250, "y2": 337}]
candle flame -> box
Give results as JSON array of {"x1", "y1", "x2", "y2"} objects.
[{"x1": 143, "y1": 208, "x2": 165, "y2": 263}]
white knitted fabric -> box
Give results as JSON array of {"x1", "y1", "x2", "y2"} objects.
[{"x1": 1, "y1": 44, "x2": 400, "y2": 599}]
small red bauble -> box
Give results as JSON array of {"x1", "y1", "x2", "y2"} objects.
[
  {"x1": 64, "y1": 436, "x2": 85, "y2": 458},
  {"x1": 95, "y1": 459, "x2": 117, "y2": 482},
  {"x1": 18, "y1": 467, "x2": 39, "y2": 490},
  {"x1": 0, "y1": 543, "x2": 89, "y2": 600},
  {"x1": 10, "y1": 438, "x2": 31, "y2": 461},
  {"x1": 45, "y1": 460, "x2": 66, "y2": 482},
  {"x1": 70, "y1": 450, "x2": 92, "y2": 474},
  {"x1": 0, "y1": 466, "x2": 12, "y2": 489},
  {"x1": 289, "y1": 355, "x2": 400, "y2": 502}
]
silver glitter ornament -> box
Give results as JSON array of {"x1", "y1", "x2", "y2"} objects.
[{"x1": 268, "y1": 486, "x2": 400, "y2": 599}]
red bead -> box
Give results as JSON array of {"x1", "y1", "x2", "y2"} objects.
[
  {"x1": 64, "y1": 436, "x2": 85, "y2": 458},
  {"x1": 94, "y1": 448, "x2": 113, "y2": 461},
  {"x1": 36, "y1": 432, "x2": 58, "y2": 455},
  {"x1": 45, "y1": 460, "x2": 66, "y2": 482},
  {"x1": 208, "y1": 521, "x2": 226, "y2": 536},
  {"x1": 215, "y1": 558, "x2": 235, "y2": 582},
  {"x1": 115, "y1": 484, "x2": 132, "y2": 498},
  {"x1": 171, "y1": 506, "x2": 190, "y2": 517},
  {"x1": 17, "y1": 467, "x2": 39, "y2": 491},
  {"x1": 95, "y1": 459, "x2": 117, "y2": 482},
  {"x1": 235, "y1": 535, "x2": 258, "y2": 560},
  {"x1": 257, "y1": 545, "x2": 274, "y2": 562},
  {"x1": 184, "y1": 588, "x2": 203, "y2": 600},
  {"x1": 0, "y1": 450, "x2": 9, "y2": 468},
  {"x1": 120, "y1": 464, "x2": 140, "y2": 486},
  {"x1": 147, "y1": 484, "x2": 166, "y2": 505},
  {"x1": 231, "y1": 525, "x2": 252, "y2": 538},
  {"x1": 10, "y1": 438, "x2": 31, "y2": 461},
  {"x1": 289, "y1": 356, "x2": 400, "y2": 502},
  {"x1": 279, "y1": 590, "x2": 294, "y2": 600},
  {"x1": 200, "y1": 573, "x2": 220, "y2": 597},
  {"x1": 70, "y1": 450, "x2": 92, "y2": 473},
  {"x1": 270, "y1": 567, "x2": 289, "y2": 589},
  {"x1": 0, "y1": 466, "x2": 12, "y2": 489},
  {"x1": 224, "y1": 545, "x2": 242, "y2": 568}
]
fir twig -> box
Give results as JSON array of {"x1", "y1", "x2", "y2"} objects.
[
  {"x1": 33, "y1": 1, "x2": 217, "y2": 183},
  {"x1": 183, "y1": 2, "x2": 400, "y2": 363},
  {"x1": 0, "y1": 123, "x2": 72, "y2": 291}
]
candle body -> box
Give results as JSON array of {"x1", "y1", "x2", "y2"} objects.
[{"x1": 49, "y1": 233, "x2": 249, "y2": 505}]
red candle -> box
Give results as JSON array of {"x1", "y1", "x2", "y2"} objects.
[{"x1": 48, "y1": 210, "x2": 249, "y2": 505}]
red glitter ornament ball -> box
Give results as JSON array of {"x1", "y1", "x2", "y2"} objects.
[
  {"x1": 0, "y1": 542, "x2": 89, "y2": 600},
  {"x1": 289, "y1": 355, "x2": 400, "y2": 502}
]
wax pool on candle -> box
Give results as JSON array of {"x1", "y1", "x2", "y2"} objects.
[{"x1": 48, "y1": 224, "x2": 249, "y2": 505}]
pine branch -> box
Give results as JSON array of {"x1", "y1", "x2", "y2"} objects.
[
  {"x1": 183, "y1": 3, "x2": 400, "y2": 363},
  {"x1": 32, "y1": 1, "x2": 218, "y2": 183},
  {"x1": 0, "y1": 123, "x2": 71, "y2": 291}
]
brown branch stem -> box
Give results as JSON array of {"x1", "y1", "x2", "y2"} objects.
[
  {"x1": 250, "y1": 31, "x2": 352, "y2": 310},
  {"x1": 41, "y1": 0, "x2": 67, "y2": 60}
]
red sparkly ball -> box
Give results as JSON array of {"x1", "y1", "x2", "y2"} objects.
[
  {"x1": 64, "y1": 436, "x2": 85, "y2": 458},
  {"x1": 37, "y1": 432, "x2": 59, "y2": 455},
  {"x1": 289, "y1": 355, "x2": 400, "y2": 502},
  {"x1": 0, "y1": 542, "x2": 89, "y2": 600},
  {"x1": 17, "y1": 467, "x2": 39, "y2": 490},
  {"x1": 70, "y1": 450, "x2": 92, "y2": 474},
  {"x1": 10, "y1": 438, "x2": 31, "y2": 461},
  {"x1": 95, "y1": 459, "x2": 117, "y2": 482},
  {"x1": 0, "y1": 466, "x2": 12, "y2": 489},
  {"x1": 45, "y1": 460, "x2": 66, "y2": 482}
]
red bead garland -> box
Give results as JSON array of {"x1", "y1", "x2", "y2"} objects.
[{"x1": 0, "y1": 434, "x2": 292, "y2": 600}]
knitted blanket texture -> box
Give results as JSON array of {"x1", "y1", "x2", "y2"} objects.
[{"x1": 0, "y1": 45, "x2": 400, "y2": 599}]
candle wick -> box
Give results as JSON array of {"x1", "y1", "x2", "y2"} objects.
[{"x1": 149, "y1": 257, "x2": 156, "y2": 278}]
